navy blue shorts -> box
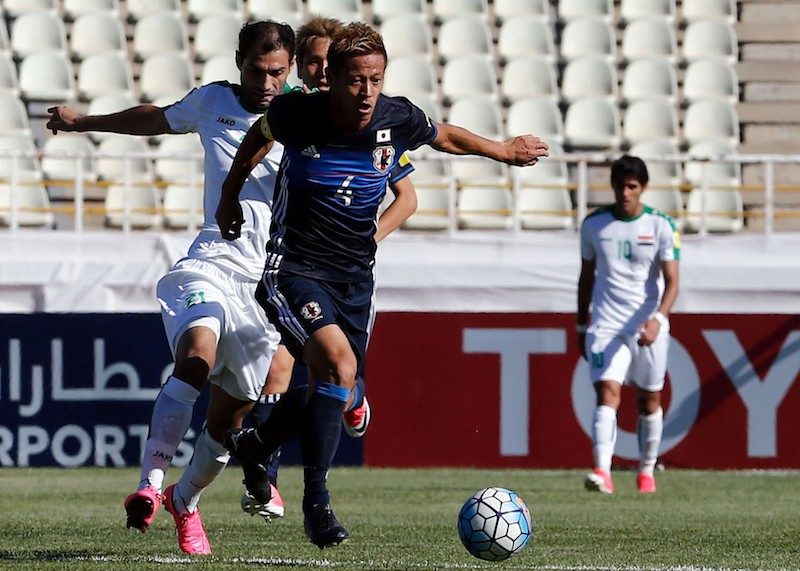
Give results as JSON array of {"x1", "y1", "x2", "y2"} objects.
[{"x1": 256, "y1": 270, "x2": 375, "y2": 376}]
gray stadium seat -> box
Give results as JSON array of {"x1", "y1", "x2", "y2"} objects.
[
  {"x1": 19, "y1": 53, "x2": 77, "y2": 102},
  {"x1": 371, "y1": 0, "x2": 426, "y2": 24},
  {"x1": 10, "y1": 12, "x2": 67, "y2": 58},
  {"x1": 78, "y1": 53, "x2": 134, "y2": 101},
  {"x1": 457, "y1": 186, "x2": 514, "y2": 230},
  {"x1": 621, "y1": 58, "x2": 678, "y2": 104},
  {"x1": 497, "y1": 16, "x2": 557, "y2": 64},
  {"x1": 402, "y1": 184, "x2": 451, "y2": 231},
  {"x1": 447, "y1": 96, "x2": 503, "y2": 140},
  {"x1": 501, "y1": 57, "x2": 558, "y2": 104},
  {"x1": 685, "y1": 186, "x2": 743, "y2": 233},
  {"x1": 63, "y1": 0, "x2": 120, "y2": 19},
  {"x1": 155, "y1": 133, "x2": 204, "y2": 182},
  {"x1": 133, "y1": 13, "x2": 189, "y2": 60},
  {"x1": 437, "y1": 15, "x2": 493, "y2": 63},
  {"x1": 682, "y1": 0, "x2": 737, "y2": 24},
  {"x1": 621, "y1": 17, "x2": 678, "y2": 62},
  {"x1": 126, "y1": 0, "x2": 181, "y2": 22},
  {"x1": 684, "y1": 140, "x2": 741, "y2": 188},
  {"x1": 493, "y1": 0, "x2": 550, "y2": 24},
  {"x1": 560, "y1": 17, "x2": 616, "y2": 62},
  {"x1": 506, "y1": 98, "x2": 564, "y2": 144},
  {"x1": 564, "y1": 97, "x2": 621, "y2": 150},
  {"x1": 201, "y1": 55, "x2": 240, "y2": 85},
  {"x1": 70, "y1": 13, "x2": 127, "y2": 60},
  {"x1": 0, "y1": 93, "x2": 30, "y2": 135},
  {"x1": 139, "y1": 54, "x2": 194, "y2": 102},
  {"x1": 620, "y1": 0, "x2": 676, "y2": 23},
  {"x1": 0, "y1": 53, "x2": 21, "y2": 97},
  {"x1": 452, "y1": 158, "x2": 508, "y2": 186},
  {"x1": 683, "y1": 100, "x2": 740, "y2": 147},
  {"x1": 194, "y1": 14, "x2": 240, "y2": 62},
  {"x1": 187, "y1": 0, "x2": 244, "y2": 22},
  {"x1": 561, "y1": 57, "x2": 618, "y2": 103},
  {"x1": 441, "y1": 56, "x2": 497, "y2": 104},
  {"x1": 380, "y1": 15, "x2": 433, "y2": 60},
  {"x1": 3, "y1": 0, "x2": 57, "y2": 18},
  {"x1": 432, "y1": 0, "x2": 488, "y2": 23},
  {"x1": 306, "y1": 0, "x2": 364, "y2": 23},
  {"x1": 683, "y1": 59, "x2": 739, "y2": 104},
  {"x1": 96, "y1": 135, "x2": 154, "y2": 182},
  {"x1": 248, "y1": 0, "x2": 303, "y2": 22},
  {"x1": 104, "y1": 184, "x2": 162, "y2": 229},
  {"x1": 629, "y1": 140, "x2": 682, "y2": 187},
  {"x1": 384, "y1": 56, "x2": 437, "y2": 97},
  {"x1": 623, "y1": 98, "x2": 679, "y2": 147},
  {"x1": 41, "y1": 134, "x2": 98, "y2": 185},
  {"x1": 0, "y1": 19, "x2": 9, "y2": 53},
  {"x1": 163, "y1": 184, "x2": 204, "y2": 229},
  {"x1": 406, "y1": 93, "x2": 443, "y2": 123},
  {"x1": 0, "y1": 134, "x2": 44, "y2": 181},
  {"x1": 518, "y1": 187, "x2": 574, "y2": 230},
  {"x1": 558, "y1": 0, "x2": 613, "y2": 22},
  {"x1": 682, "y1": 19, "x2": 738, "y2": 63},
  {"x1": 0, "y1": 183, "x2": 54, "y2": 228}
]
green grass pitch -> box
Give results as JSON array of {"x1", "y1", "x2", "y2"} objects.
[{"x1": 0, "y1": 467, "x2": 798, "y2": 570}]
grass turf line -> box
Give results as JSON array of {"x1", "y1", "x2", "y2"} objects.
[{"x1": 0, "y1": 468, "x2": 798, "y2": 570}]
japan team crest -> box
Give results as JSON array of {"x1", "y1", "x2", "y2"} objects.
[
  {"x1": 372, "y1": 145, "x2": 396, "y2": 173},
  {"x1": 301, "y1": 301, "x2": 323, "y2": 322}
]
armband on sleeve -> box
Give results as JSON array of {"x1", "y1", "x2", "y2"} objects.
[{"x1": 259, "y1": 113, "x2": 274, "y2": 141}]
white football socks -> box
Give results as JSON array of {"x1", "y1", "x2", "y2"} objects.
[
  {"x1": 637, "y1": 407, "x2": 663, "y2": 476},
  {"x1": 592, "y1": 404, "x2": 618, "y2": 473},
  {"x1": 172, "y1": 428, "x2": 230, "y2": 514},
  {"x1": 138, "y1": 376, "x2": 200, "y2": 491}
]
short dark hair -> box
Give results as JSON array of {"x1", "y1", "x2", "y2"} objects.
[
  {"x1": 238, "y1": 20, "x2": 296, "y2": 58},
  {"x1": 296, "y1": 16, "x2": 342, "y2": 65},
  {"x1": 327, "y1": 22, "x2": 387, "y2": 75},
  {"x1": 611, "y1": 155, "x2": 649, "y2": 190}
]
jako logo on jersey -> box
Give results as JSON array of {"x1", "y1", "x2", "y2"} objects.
[
  {"x1": 372, "y1": 145, "x2": 395, "y2": 172},
  {"x1": 301, "y1": 301, "x2": 323, "y2": 322},
  {"x1": 216, "y1": 116, "x2": 235, "y2": 126},
  {"x1": 302, "y1": 145, "x2": 320, "y2": 158}
]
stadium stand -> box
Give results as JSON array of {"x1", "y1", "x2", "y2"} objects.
[
  {"x1": 201, "y1": 54, "x2": 240, "y2": 84},
  {"x1": 497, "y1": 15, "x2": 557, "y2": 63},
  {"x1": 619, "y1": 0, "x2": 676, "y2": 23},
  {"x1": 0, "y1": 182, "x2": 54, "y2": 227},
  {"x1": 306, "y1": 0, "x2": 364, "y2": 22},
  {"x1": 62, "y1": 0, "x2": 121, "y2": 20},
  {"x1": 623, "y1": 98, "x2": 680, "y2": 147},
  {"x1": 432, "y1": 0, "x2": 488, "y2": 23},
  {"x1": 70, "y1": 12, "x2": 127, "y2": 60},
  {"x1": 441, "y1": 56, "x2": 497, "y2": 103},
  {"x1": 436, "y1": 15, "x2": 493, "y2": 62},
  {"x1": 493, "y1": 0, "x2": 549, "y2": 23},
  {"x1": 380, "y1": 14, "x2": 433, "y2": 60},
  {"x1": 620, "y1": 17, "x2": 678, "y2": 62},
  {"x1": 194, "y1": 14, "x2": 241, "y2": 62},
  {"x1": 125, "y1": 0, "x2": 181, "y2": 22},
  {"x1": 3, "y1": 0, "x2": 58, "y2": 18},
  {"x1": 10, "y1": 12, "x2": 67, "y2": 58},
  {"x1": 561, "y1": 57, "x2": 618, "y2": 102},
  {"x1": 186, "y1": 0, "x2": 244, "y2": 22},
  {"x1": 371, "y1": 0, "x2": 426, "y2": 24},
  {"x1": 383, "y1": 55, "x2": 437, "y2": 97},
  {"x1": 0, "y1": 92, "x2": 30, "y2": 135},
  {"x1": 621, "y1": 58, "x2": 678, "y2": 103},
  {"x1": 132, "y1": 13, "x2": 189, "y2": 60},
  {"x1": 557, "y1": 0, "x2": 613, "y2": 22},
  {"x1": 163, "y1": 183, "x2": 203, "y2": 229},
  {"x1": 0, "y1": 53, "x2": 20, "y2": 97},
  {"x1": 19, "y1": 53, "x2": 76, "y2": 101},
  {"x1": 683, "y1": 59, "x2": 739, "y2": 104},
  {"x1": 457, "y1": 185, "x2": 514, "y2": 230},
  {"x1": 104, "y1": 182, "x2": 161, "y2": 228},
  {"x1": 559, "y1": 17, "x2": 616, "y2": 61},
  {"x1": 77, "y1": 53, "x2": 135, "y2": 101},
  {"x1": 139, "y1": 53, "x2": 194, "y2": 102},
  {"x1": 501, "y1": 57, "x2": 559, "y2": 104}
]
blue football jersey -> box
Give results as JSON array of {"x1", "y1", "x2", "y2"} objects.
[{"x1": 262, "y1": 91, "x2": 437, "y2": 282}]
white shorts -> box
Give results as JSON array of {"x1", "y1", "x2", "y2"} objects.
[
  {"x1": 157, "y1": 258, "x2": 280, "y2": 402},
  {"x1": 585, "y1": 324, "x2": 670, "y2": 391}
]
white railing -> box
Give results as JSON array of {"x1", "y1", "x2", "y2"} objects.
[{"x1": 1, "y1": 149, "x2": 800, "y2": 236}]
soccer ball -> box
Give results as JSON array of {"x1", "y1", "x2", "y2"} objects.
[{"x1": 457, "y1": 486, "x2": 532, "y2": 561}]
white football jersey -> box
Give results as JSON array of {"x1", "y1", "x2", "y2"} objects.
[
  {"x1": 164, "y1": 81, "x2": 284, "y2": 281},
  {"x1": 580, "y1": 205, "x2": 680, "y2": 335}
]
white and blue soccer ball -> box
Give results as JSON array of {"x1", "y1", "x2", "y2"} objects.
[{"x1": 457, "y1": 486, "x2": 532, "y2": 562}]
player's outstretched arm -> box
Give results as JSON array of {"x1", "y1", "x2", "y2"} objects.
[
  {"x1": 46, "y1": 105, "x2": 173, "y2": 136},
  {"x1": 430, "y1": 123, "x2": 548, "y2": 166},
  {"x1": 375, "y1": 176, "x2": 418, "y2": 243},
  {"x1": 216, "y1": 119, "x2": 274, "y2": 241}
]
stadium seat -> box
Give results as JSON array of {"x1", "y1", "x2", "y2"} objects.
[
  {"x1": 371, "y1": 0, "x2": 426, "y2": 24},
  {"x1": 621, "y1": 58, "x2": 678, "y2": 104},
  {"x1": 620, "y1": 0, "x2": 676, "y2": 23},
  {"x1": 560, "y1": 17, "x2": 616, "y2": 62},
  {"x1": 41, "y1": 134, "x2": 97, "y2": 184},
  {"x1": 682, "y1": 19, "x2": 738, "y2": 63},
  {"x1": 155, "y1": 133, "x2": 204, "y2": 182},
  {"x1": 248, "y1": 0, "x2": 303, "y2": 22},
  {"x1": 96, "y1": 135, "x2": 154, "y2": 182},
  {"x1": 0, "y1": 93, "x2": 30, "y2": 135},
  {"x1": 187, "y1": 0, "x2": 244, "y2": 22},
  {"x1": 405, "y1": 93, "x2": 443, "y2": 123},
  {"x1": 641, "y1": 187, "x2": 684, "y2": 227},
  {"x1": 194, "y1": 15, "x2": 240, "y2": 62},
  {"x1": 402, "y1": 184, "x2": 452, "y2": 231},
  {"x1": 437, "y1": 16, "x2": 493, "y2": 63},
  {"x1": 125, "y1": 0, "x2": 181, "y2": 22},
  {"x1": 457, "y1": 186, "x2": 514, "y2": 230},
  {"x1": 0, "y1": 134, "x2": 44, "y2": 181},
  {"x1": 506, "y1": 98, "x2": 565, "y2": 144},
  {"x1": 70, "y1": 13, "x2": 127, "y2": 60},
  {"x1": 685, "y1": 187, "x2": 743, "y2": 233},
  {"x1": 407, "y1": 158, "x2": 451, "y2": 185},
  {"x1": 561, "y1": 57, "x2": 618, "y2": 103},
  {"x1": 86, "y1": 93, "x2": 139, "y2": 143},
  {"x1": 19, "y1": 53, "x2": 77, "y2": 102},
  {"x1": 384, "y1": 56, "x2": 437, "y2": 97},
  {"x1": 10, "y1": 12, "x2": 67, "y2": 58},
  {"x1": 452, "y1": 158, "x2": 508, "y2": 186},
  {"x1": 517, "y1": 187, "x2": 574, "y2": 230},
  {"x1": 163, "y1": 184, "x2": 204, "y2": 229},
  {"x1": 432, "y1": 0, "x2": 488, "y2": 23},
  {"x1": 139, "y1": 54, "x2": 194, "y2": 102},
  {"x1": 78, "y1": 54, "x2": 134, "y2": 101},
  {"x1": 629, "y1": 140, "x2": 682, "y2": 187},
  {"x1": 0, "y1": 19, "x2": 9, "y2": 53},
  {"x1": 3, "y1": 0, "x2": 57, "y2": 18},
  {"x1": 683, "y1": 100, "x2": 740, "y2": 147},
  {"x1": 684, "y1": 140, "x2": 741, "y2": 188},
  {"x1": 202, "y1": 55, "x2": 240, "y2": 85},
  {"x1": 621, "y1": 17, "x2": 678, "y2": 62},
  {"x1": 497, "y1": 16, "x2": 557, "y2": 64},
  {"x1": 133, "y1": 13, "x2": 189, "y2": 60},
  {"x1": 0, "y1": 54, "x2": 20, "y2": 97},
  {"x1": 447, "y1": 96, "x2": 503, "y2": 140},
  {"x1": 306, "y1": 0, "x2": 364, "y2": 23},
  {"x1": 104, "y1": 183, "x2": 162, "y2": 229},
  {"x1": 564, "y1": 98, "x2": 621, "y2": 150},
  {"x1": 682, "y1": 0, "x2": 737, "y2": 24},
  {"x1": 683, "y1": 59, "x2": 739, "y2": 104},
  {"x1": 63, "y1": 0, "x2": 121, "y2": 20},
  {"x1": 558, "y1": 0, "x2": 613, "y2": 22},
  {"x1": 512, "y1": 141, "x2": 568, "y2": 187},
  {"x1": 493, "y1": 0, "x2": 550, "y2": 24},
  {"x1": 0, "y1": 183, "x2": 54, "y2": 228},
  {"x1": 441, "y1": 56, "x2": 497, "y2": 104},
  {"x1": 501, "y1": 57, "x2": 558, "y2": 104},
  {"x1": 623, "y1": 98, "x2": 679, "y2": 147},
  {"x1": 380, "y1": 15, "x2": 433, "y2": 60}
]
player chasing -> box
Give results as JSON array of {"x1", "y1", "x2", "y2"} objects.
[
  {"x1": 577, "y1": 155, "x2": 680, "y2": 494},
  {"x1": 216, "y1": 22, "x2": 548, "y2": 548},
  {"x1": 47, "y1": 21, "x2": 298, "y2": 555}
]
